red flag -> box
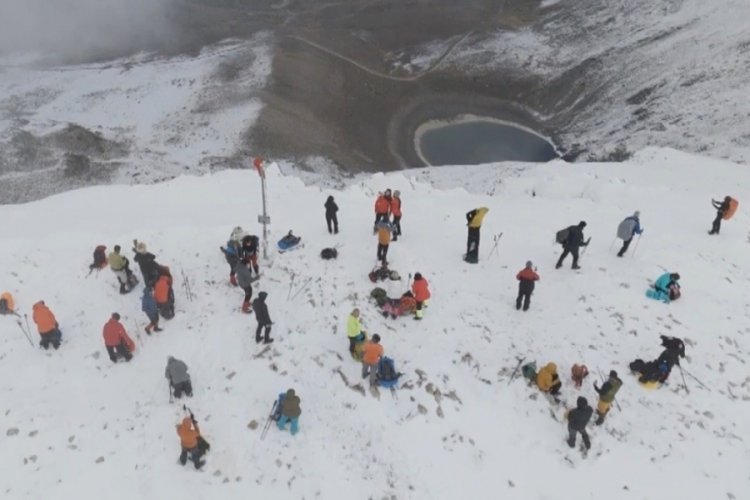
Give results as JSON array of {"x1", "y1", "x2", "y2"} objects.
[{"x1": 253, "y1": 157, "x2": 265, "y2": 177}]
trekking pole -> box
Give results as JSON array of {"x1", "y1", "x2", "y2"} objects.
[
  {"x1": 678, "y1": 365, "x2": 690, "y2": 394},
  {"x1": 168, "y1": 377, "x2": 174, "y2": 403},
  {"x1": 508, "y1": 357, "x2": 525, "y2": 385},
  {"x1": 24, "y1": 314, "x2": 32, "y2": 341},
  {"x1": 631, "y1": 234, "x2": 642, "y2": 257},
  {"x1": 596, "y1": 367, "x2": 621, "y2": 411},
  {"x1": 287, "y1": 273, "x2": 295, "y2": 301},
  {"x1": 291, "y1": 277, "x2": 314, "y2": 301},
  {"x1": 681, "y1": 367, "x2": 710, "y2": 391},
  {"x1": 260, "y1": 399, "x2": 279, "y2": 441},
  {"x1": 608, "y1": 237, "x2": 617, "y2": 252},
  {"x1": 488, "y1": 233, "x2": 503, "y2": 259},
  {"x1": 16, "y1": 320, "x2": 34, "y2": 347},
  {"x1": 406, "y1": 273, "x2": 412, "y2": 294}
]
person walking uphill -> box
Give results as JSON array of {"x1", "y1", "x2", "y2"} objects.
[
  {"x1": 374, "y1": 189, "x2": 392, "y2": 228},
  {"x1": 102, "y1": 313, "x2": 135, "y2": 363},
  {"x1": 390, "y1": 190, "x2": 402, "y2": 241},
  {"x1": 324, "y1": 195, "x2": 339, "y2": 234},
  {"x1": 376, "y1": 222, "x2": 393, "y2": 265},
  {"x1": 141, "y1": 287, "x2": 162, "y2": 334},
  {"x1": 411, "y1": 272, "x2": 431, "y2": 320},
  {"x1": 252, "y1": 292, "x2": 273, "y2": 344},
  {"x1": 32, "y1": 300, "x2": 62, "y2": 350},
  {"x1": 593, "y1": 370, "x2": 622, "y2": 425},
  {"x1": 362, "y1": 334, "x2": 384, "y2": 387},
  {"x1": 556, "y1": 221, "x2": 590, "y2": 270},
  {"x1": 516, "y1": 261, "x2": 539, "y2": 311},
  {"x1": 566, "y1": 396, "x2": 593, "y2": 450},
  {"x1": 616, "y1": 211, "x2": 643, "y2": 257},
  {"x1": 165, "y1": 356, "x2": 193, "y2": 398},
  {"x1": 277, "y1": 389, "x2": 301, "y2": 436},
  {"x1": 708, "y1": 195, "x2": 738, "y2": 235},
  {"x1": 465, "y1": 207, "x2": 489, "y2": 264},
  {"x1": 235, "y1": 259, "x2": 254, "y2": 314}
]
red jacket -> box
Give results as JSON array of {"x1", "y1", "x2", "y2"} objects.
[
  {"x1": 103, "y1": 319, "x2": 135, "y2": 350},
  {"x1": 374, "y1": 195, "x2": 390, "y2": 215},
  {"x1": 516, "y1": 268, "x2": 539, "y2": 281},
  {"x1": 390, "y1": 197, "x2": 402, "y2": 217},
  {"x1": 411, "y1": 278, "x2": 431, "y2": 302}
]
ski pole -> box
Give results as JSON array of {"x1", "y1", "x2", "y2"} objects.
[
  {"x1": 168, "y1": 377, "x2": 174, "y2": 404},
  {"x1": 631, "y1": 234, "x2": 642, "y2": 257},
  {"x1": 508, "y1": 357, "x2": 524, "y2": 385},
  {"x1": 24, "y1": 314, "x2": 32, "y2": 342},
  {"x1": 287, "y1": 273, "x2": 295, "y2": 301},
  {"x1": 291, "y1": 277, "x2": 314, "y2": 301},
  {"x1": 681, "y1": 367, "x2": 710, "y2": 391},
  {"x1": 596, "y1": 367, "x2": 621, "y2": 411},
  {"x1": 608, "y1": 237, "x2": 617, "y2": 252},
  {"x1": 16, "y1": 320, "x2": 34, "y2": 347},
  {"x1": 678, "y1": 365, "x2": 690, "y2": 394}
]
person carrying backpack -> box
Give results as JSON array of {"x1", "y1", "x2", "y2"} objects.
[
  {"x1": 324, "y1": 195, "x2": 339, "y2": 234},
  {"x1": 102, "y1": 313, "x2": 135, "y2": 363},
  {"x1": 536, "y1": 362, "x2": 562, "y2": 395},
  {"x1": 515, "y1": 261, "x2": 539, "y2": 311},
  {"x1": 374, "y1": 190, "x2": 392, "y2": 228},
  {"x1": 361, "y1": 334, "x2": 383, "y2": 387},
  {"x1": 240, "y1": 235, "x2": 260, "y2": 277},
  {"x1": 252, "y1": 292, "x2": 273, "y2": 344},
  {"x1": 108, "y1": 245, "x2": 138, "y2": 294},
  {"x1": 555, "y1": 221, "x2": 590, "y2": 270},
  {"x1": 165, "y1": 356, "x2": 193, "y2": 398},
  {"x1": 593, "y1": 370, "x2": 622, "y2": 425},
  {"x1": 141, "y1": 287, "x2": 162, "y2": 334},
  {"x1": 132, "y1": 240, "x2": 160, "y2": 287},
  {"x1": 411, "y1": 272, "x2": 431, "y2": 320},
  {"x1": 465, "y1": 207, "x2": 489, "y2": 264},
  {"x1": 616, "y1": 211, "x2": 643, "y2": 257},
  {"x1": 709, "y1": 196, "x2": 737, "y2": 235},
  {"x1": 566, "y1": 396, "x2": 593, "y2": 450},
  {"x1": 176, "y1": 416, "x2": 205, "y2": 470},
  {"x1": 347, "y1": 308, "x2": 366, "y2": 355},
  {"x1": 32, "y1": 300, "x2": 62, "y2": 350},
  {"x1": 277, "y1": 388, "x2": 301, "y2": 436},
  {"x1": 220, "y1": 226, "x2": 246, "y2": 286},
  {"x1": 390, "y1": 191, "x2": 402, "y2": 241},
  {"x1": 235, "y1": 260, "x2": 254, "y2": 314},
  {"x1": 154, "y1": 269, "x2": 175, "y2": 319}
]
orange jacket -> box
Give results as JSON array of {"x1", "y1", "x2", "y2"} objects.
[
  {"x1": 154, "y1": 275, "x2": 172, "y2": 304},
  {"x1": 176, "y1": 417, "x2": 200, "y2": 448},
  {"x1": 390, "y1": 197, "x2": 402, "y2": 217},
  {"x1": 32, "y1": 301, "x2": 57, "y2": 334},
  {"x1": 1, "y1": 292, "x2": 15, "y2": 312},
  {"x1": 516, "y1": 268, "x2": 539, "y2": 281},
  {"x1": 362, "y1": 341, "x2": 383, "y2": 365},
  {"x1": 374, "y1": 195, "x2": 390, "y2": 215},
  {"x1": 377, "y1": 226, "x2": 391, "y2": 245},
  {"x1": 412, "y1": 278, "x2": 431, "y2": 302},
  {"x1": 102, "y1": 319, "x2": 135, "y2": 350}
]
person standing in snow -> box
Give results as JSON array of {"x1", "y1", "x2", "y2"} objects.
[
  {"x1": 102, "y1": 313, "x2": 135, "y2": 363},
  {"x1": 235, "y1": 259, "x2": 254, "y2": 314},
  {"x1": 556, "y1": 221, "x2": 590, "y2": 270},
  {"x1": 361, "y1": 334, "x2": 383, "y2": 387},
  {"x1": 566, "y1": 396, "x2": 593, "y2": 450},
  {"x1": 220, "y1": 226, "x2": 246, "y2": 286},
  {"x1": 108, "y1": 245, "x2": 138, "y2": 294},
  {"x1": 252, "y1": 291, "x2": 273, "y2": 344},
  {"x1": 616, "y1": 211, "x2": 643, "y2": 257},
  {"x1": 376, "y1": 221, "x2": 393, "y2": 265},
  {"x1": 176, "y1": 416, "x2": 205, "y2": 470},
  {"x1": 708, "y1": 196, "x2": 734, "y2": 235},
  {"x1": 515, "y1": 261, "x2": 539, "y2": 311},
  {"x1": 132, "y1": 240, "x2": 160, "y2": 287},
  {"x1": 165, "y1": 356, "x2": 193, "y2": 398},
  {"x1": 324, "y1": 195, "x2": 339, "y2": 234},
  {"x1": 154, "y1": 268, "x2": 175, "y2": 319},
  {"x1": 536, "y1": 362, "x2": 562, "y2": 395},
  {"x1": 141, "y1": 287, "x2": 162, "y2": 334},
  {"x1": 277, "y1": 388, "x2": 301, "y2": 436},
  {"x1": 411, "y1": 272, "x2": 431, "y2": 320},
  {"x1": 32, "y1": 300, "x2": 62, "y2": 350},
  {"x1": 390, "y1": 190, "x2": 402, "y2": 241},
  {"x1": 465, "y1": 207, "x2": 489, "y2": 264},
  {"x1": 240, "y1": 235, "x2": 261, "y2": 277},
  {"x1": 347, "y1": 308, "x2": 366, "y2": 356},
  {"x1": 374, "y1": 189, "x2": 392, "y2": 229},
  {"x1": 593, "y1": 370, "x2": 622, "y2": 425}
]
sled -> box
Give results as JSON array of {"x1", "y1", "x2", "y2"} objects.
[
  {"x1": 633, "y1": 372, "x2": 661, "y2": 390},
  {"x1": 277, "y1": 232, "x2": 302, "y2": 253}
]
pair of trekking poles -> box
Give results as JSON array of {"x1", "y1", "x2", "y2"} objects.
[{"x1": 608, "y1": 234, "x2": 642, "y2": 257}]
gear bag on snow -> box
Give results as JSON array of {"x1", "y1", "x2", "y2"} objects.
[
  {"x1": 521, "y1": 362, "x2": 537, "y2": 383},
  {"x1": 89, "y1": 245, "x2": 107, "y2": 270},
  {"x1": 320, "y1": 248, "x2": 338, "y2": 260},
  {"x1": 370, "y1": 287, "x2": 388, "y2": 306},
  {"x1": 555, "y1": 228, "x2": 570, "y2": 244},
  {"x1": 723, "y1": 197, "x2": 739, "y2": 220},
  {"x1": 377, "y1": 357, "x2": 402, "y2": 388}
]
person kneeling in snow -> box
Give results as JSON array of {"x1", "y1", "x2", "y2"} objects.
[
  {"x1": 165, "y1": 356, "x2": 193, "y2": 398},
  {"x1": 177, "y1": 416, "x2": 205, "y2": 469},
  {"x1": 102, "y1": 313, "x2": 134, "y2": 363},
  {"x1": 647, "y1": 272, "x2": 681, "y2": 303},
  {"x1": 277, "y1": 389, "x2": 301, "y2": 436},
  {"x1": 536, "y1": 362, "x2": 562, "y2": 395},
  {"x1": 566, "y1": 396, "x2": 593, "y2": 450}
]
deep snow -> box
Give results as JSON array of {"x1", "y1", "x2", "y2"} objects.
[{"x1": 1, "y1": 148, "x2": 749, "y2": 499}]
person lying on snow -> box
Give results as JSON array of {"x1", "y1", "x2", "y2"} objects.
[
  {"x1": 629, "y1": 335, "x2": 685, "y2": 384},
  {"x1": 380, "y1": 291, "x2": 417, "y2": 319},
  {"x1": 648, "y1": 272, "x2": 681, "y2": 303}
]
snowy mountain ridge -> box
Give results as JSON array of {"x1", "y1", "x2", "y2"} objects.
[{"x1": 2, "y1": 147, "x2": 749, "y2": 499}]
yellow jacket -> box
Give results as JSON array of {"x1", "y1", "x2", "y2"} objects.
[
  {"x1": 467, "y1": 207, "x2": 489, "y2": 228},
  {"x1": 536, "y1": 362, "x2": 559, "y2": 392}
]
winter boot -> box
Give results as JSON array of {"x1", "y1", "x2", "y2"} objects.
[
  {"x1": 145, "y1": 325, "x2": 152, "y2": 335},
  {"x1": 567, "y1": 438, "x2": 575, "y2": 448},
  {"x1": 263, "y1": 332, "x2": 274, "y2": 344},
  {"x1": 230, "y1": 273, "x2": 238, "y2": 286},
  {"x1": 572, "y1": 264, "x2": 581, "y2": 270},
  {"x1": 595, "y1": 412, "x2": 605, "y2": 426},
  {"x1": 241, "y1": 300, "x2": 252, "y2": 314}
]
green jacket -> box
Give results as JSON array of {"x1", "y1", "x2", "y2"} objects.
[
  {"x1": 347, "y1": 315, "x2": 362, "y2": 338},
  {"x1": 108, "y1": 252, "x2": 127, "y2": 271},
  {"x1": 595, "y1": 377, "x2": 622, "y2": 403}
]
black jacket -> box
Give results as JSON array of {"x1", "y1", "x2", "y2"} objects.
[
  {"x1": 567, "y1": 397, "x2": 593, "y2": 430},
  {"x1": 657, "y1": 348, "x2": 681, "y2": 369},
  {"x1": 133, "y1": 252, "x2": 160, "y2": 283},
  {"x1": 564, "y1": 225, "x2": 587, "y2": 249},
  {"x1": 325, "y1": 198, "x2": 338, "y2": 216},
  {"x1": 712, "y1": 199, "x2": 730, "y2": 214},
  {"x1": 252, "y1": 293, "x2": 271, "y2": 325}
]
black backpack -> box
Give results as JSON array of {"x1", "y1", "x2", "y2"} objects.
[
  {"x1": 555, "y1": 227, "x2": 570, "y2": 244},
  {"x1": 320, "y1": 248, "x2": 338, "y2": 260},
  {"x1": 0, "y1": 298, "x2": 8, "y2": 315}
]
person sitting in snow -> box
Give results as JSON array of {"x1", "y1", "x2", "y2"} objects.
[
  {"x1": 0, "y1": 291, "x2": 15, "y2": 315},
  {"x1": 515, "y1": 261, "x2": 539, "y2": 311},
  {"x1": 102, "y1": 312, "x2": 135, "y2": 363},
  {"x1": 108, "y1": 245, "x2": 138, "y2": 294},
  {"x1": 571, "y1": 364, "x2": 589, "y2": 388},
  {"x1": 566, "y1": 396, "x2": 593, "y2": 450},
  {"x1": 32, "y1": 300, "x2": 62, "y2": 350},
  {"x1": 220, "y1": 226, "x2": 246, "y2": 286},
  {"x1": 380, "y1": 291, "x2": 417, "y2": 319},
  {"x1": 411, "y1": 272, "x2": 431, "y2": 320},
  {"x1": 277, "y1": 389, "x2": 301, "y2": 436},
  {"x1": 593, "y1": 370, "x2": 622, "y2": 425},
  {"x1": 165, "y1": 356, "x2": 193, "y2": 398},
  {"x1": 648, "y1": 272, "x2": 681, "y2": 302},
  {"x1": 629, "y1": 335, "x2": 685, "y2": 384},
  {"x1": 536, "y1": 362, "x2": 562, "y2": 395},
  {"x1": 88, "y1": 245, "x2": 107, "y2": 272}
]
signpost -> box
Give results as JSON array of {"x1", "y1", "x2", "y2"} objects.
[{"x1": 253, "y1": 158, "x2": 270, "y2": 259}]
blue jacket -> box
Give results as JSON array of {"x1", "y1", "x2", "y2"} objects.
[
  {"x1": 141, "y1": 289, "x2": 158, "y2": 315},
  {"x1": 654, "y1": 273, "x2": 676, "y2": 292}
]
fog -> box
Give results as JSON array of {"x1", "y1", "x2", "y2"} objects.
[{"x1": 0, "y1": 0, "x2": 179, "y2": 63}]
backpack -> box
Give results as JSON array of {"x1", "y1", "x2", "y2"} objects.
[
  {"x1": 616, "y1": 218, "x2": 636, "y2": 240},
  {"x1": 272, "y1": 393, "x2": 286, "y2": 421},
  {"x1": 90, "y1": 245, "x2": 107, "y2": 270},
  {"x1": 378, "y1": 357, "x2": 402, "y2": 387},
  {"x1": 521, "y1": 362, "x2": 537, "y2": 382},
  {"x1": 320, "y1": 248, "x2": 338, "y2": 260},
  {"x1": 0, "y1": 298, "x2": 8, "y2": 315},
  {"x1": 555, "y1": 228, "x2": 570, "y2": 244},
  {"x1": 370, "y1": 287, "x2": 388, "y2": 306},
  {"x1": 723, "y1": 197, "x2": 739, "y2": 220}
]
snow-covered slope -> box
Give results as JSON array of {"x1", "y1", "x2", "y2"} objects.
[{"x1": 2, "y1": 148, "x2": 749, "y2": 499}]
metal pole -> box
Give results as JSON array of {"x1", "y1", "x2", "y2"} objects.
[{"x1": 254, "y1": 158, "x2": 269, "y2": 260}]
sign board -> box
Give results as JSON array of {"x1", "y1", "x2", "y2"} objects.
[{"x1": 258, "y1": 215, "x2": 271, "y2": 224}]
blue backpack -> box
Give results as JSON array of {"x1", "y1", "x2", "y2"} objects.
[
  {"x1": 377, "y1": 357, "x2": 402, "y2": 388},
  {"x1": 272, "y1": 393, "x2": 286, "y2": 421}
]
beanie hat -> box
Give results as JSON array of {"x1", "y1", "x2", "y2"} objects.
[
  {"x1": 609, "y1": 370, "x2": 618, "y2": 379},
  {"x1": 525, "y1": 260, "x2": 533, "y2": 268},
  {"x1": 634, "y1": 210, "x2": 640, "y2": 218},
  {"x1": 414, "y1": 272, "x2": 422, "y2": 280},
  {"x1": 394, "y1": 190, "x2": 400, "y2": 197},
  {"x1": 112, "y1": 312, "x2": 120, "y2": 320},
  {"x1": 578, "y1": 221, "x2": 587, "y2": 228},
  {"x1": 372, "y1": 334, "x2": 381, "y2": 343}
]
